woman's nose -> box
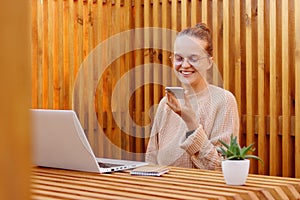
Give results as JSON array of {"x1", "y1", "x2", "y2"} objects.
[{"x1": 181, "y1": 58, "x2": 191, "y2": 68}]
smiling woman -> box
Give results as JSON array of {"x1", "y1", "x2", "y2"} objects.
[
  {"x1": 172, "y1": 40, "x2": 212, "y2": 89},
  {"x1": 145, "y1": 23, "x2": 240, "y2": 170}
]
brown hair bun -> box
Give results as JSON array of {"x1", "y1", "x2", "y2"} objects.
[{"x1": 195, "y1": 23, "x2": 211, "y2": 34}]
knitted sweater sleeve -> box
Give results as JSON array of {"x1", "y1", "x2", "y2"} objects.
[
  {"x1": 180, "y1": 91, "x2": 240, "y2": 170},
  {"x1": 145, "y1": 125, "x2": 158, "y2": 164},
  {"x1": 145, "y1": 98, "x2": 167, "y2": 164}
]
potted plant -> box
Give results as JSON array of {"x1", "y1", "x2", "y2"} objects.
[{"x1": 217, "y1": 135, "x2": 263, "y2": 185}]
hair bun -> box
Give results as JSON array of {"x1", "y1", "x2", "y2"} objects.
[{"x1": 195, "y1": 23, "x2": 211, "y2": 33}]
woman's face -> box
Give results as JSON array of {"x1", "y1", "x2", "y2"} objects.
[{"x1": 172, "y1": 35, "x2": 211, "y2": 88}]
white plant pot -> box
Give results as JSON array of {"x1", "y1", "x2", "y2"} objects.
[{"x1": 221, "y1": 159, "x2": 250, "y2": 185}]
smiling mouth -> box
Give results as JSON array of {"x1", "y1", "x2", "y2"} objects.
[{"x1": 180, "y1": 71, "x2": 194, "y2": 75}]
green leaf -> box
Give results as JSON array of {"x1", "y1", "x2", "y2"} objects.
[
  {"x1": 245, "y1": 155, "x2": 264, "y2": 165},
  {"x1": 240, "y1": 143, "x2": 255, "y2": 157},
  {"x1": 218, "y1": 139, "x2": 230, "y2": 149},
  {"x1": 217, "y1": 147, "x2": 227, "y2": 156},
  {"x1": 218, "y1": 134, "x2": 264, "y2": 164},
  {"x1": 236, "y1": 144, "x2": 241, "y2": 156}
]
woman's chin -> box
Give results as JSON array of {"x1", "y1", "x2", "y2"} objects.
[{"x1": 178, "y1": 76, "x2": 194, "y2": 85}]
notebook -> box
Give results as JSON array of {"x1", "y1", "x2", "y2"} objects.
[
  {"x1": 30, "y1": 109, "x2": 148, "y2": 173},
  {"x1": 130, "y1": 165, "x2": 169, "y2": 176}
]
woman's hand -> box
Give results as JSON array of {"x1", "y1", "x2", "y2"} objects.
[{"x1": 166, "y1": 91, "x2": 198, "y2": 131}]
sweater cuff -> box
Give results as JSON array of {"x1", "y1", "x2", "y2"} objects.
[{"x1": 180, "y1": 125, "x2": 209, "y2": 155}]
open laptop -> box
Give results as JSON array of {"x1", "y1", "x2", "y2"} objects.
[{"x1": 30, "y1": 109, "x2": 148, "y2": 173}]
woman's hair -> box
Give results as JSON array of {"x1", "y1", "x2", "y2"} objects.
[{"x1": 177, "y1": 22, "x2": 213, "y2": 56}]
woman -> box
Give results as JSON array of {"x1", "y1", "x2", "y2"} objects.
[{"x1": 145, "y1": 23, "x2": 240, "y2": 170}]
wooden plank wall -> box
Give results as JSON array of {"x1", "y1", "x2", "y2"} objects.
[{"x1": 31, "y1": 0, "x2": 299, "y2": 178}]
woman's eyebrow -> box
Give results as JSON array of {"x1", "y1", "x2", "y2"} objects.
[
  {"x1": 174, "y1": 53, "x2": 201, "y2": 57},
  {"x1": 173, "y1": 53, "x2": 182, "y2": 56},
  {"x1": 190, "y1": 53, "x2": 210, "y2": 57}
]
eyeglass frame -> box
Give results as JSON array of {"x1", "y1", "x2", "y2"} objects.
[{"x1": 169, "y1": 53, "x2": 211, "y2": 67}]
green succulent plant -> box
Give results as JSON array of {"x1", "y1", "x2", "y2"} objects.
[{"x1": 217, "y1": 135, "x2": 264, "y2": 164}]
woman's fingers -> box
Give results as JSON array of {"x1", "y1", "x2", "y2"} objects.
[{"x1": 166, "y1": 92, "x2": 181, "y2": 115}]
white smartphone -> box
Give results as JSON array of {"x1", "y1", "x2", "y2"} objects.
[{"x1": 165, "y1": 87, "x2": 185, "y2": 99}]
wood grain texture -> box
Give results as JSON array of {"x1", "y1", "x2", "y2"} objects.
[
  {"x1": 31, "y1": 167, "x2": 300, "y2": 199},
  {"x1": 31, "y1": 0, "x2": 299, "y2": 177},
  {"x1": 295, "y1": 0, "x2": 300, "y2": 178}
]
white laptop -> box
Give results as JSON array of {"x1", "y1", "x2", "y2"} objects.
[{"x1": 30, "y1": 109, "x2": 148, "y2": 173}]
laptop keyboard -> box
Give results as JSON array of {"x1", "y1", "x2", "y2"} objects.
[{"x1": 98, "y1": 162, "x2": 122, "y2": 168}]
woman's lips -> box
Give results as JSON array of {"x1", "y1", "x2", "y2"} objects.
[{"x1": 180, "y1": 70, "x2": 194, "y2": 76}]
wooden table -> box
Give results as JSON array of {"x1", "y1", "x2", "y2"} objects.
[{"x1": 31, "y1": 166, "x2": 300, "y2": 200}]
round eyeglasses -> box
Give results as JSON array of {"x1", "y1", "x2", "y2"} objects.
[{"x1": 170, "y1": 54, "x2": 210, "y2": 67}]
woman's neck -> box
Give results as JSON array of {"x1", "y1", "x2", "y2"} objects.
[{"x1": 183, "y1": 78, "x2": 208, "y2": 95}]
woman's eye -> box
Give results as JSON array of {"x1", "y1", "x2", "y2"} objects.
[
  {"x1": 174, "y1": 55, "x2": 183, "y2": 61},
  {"x1": 189, "y1": 56, "x2": 200, "y2": 62}
]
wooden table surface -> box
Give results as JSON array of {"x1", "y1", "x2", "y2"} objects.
[{"x1": 31, "y1": 166, "x2": 300, "y2": 200}]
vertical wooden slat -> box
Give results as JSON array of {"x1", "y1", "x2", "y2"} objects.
[
  {"x1": 119, "y1": 2, "x2": 127, "y2": 160},
  {"x1": 96, "y1": 0, "x2": 108, "y2": 158},
  {"x1": 83, "y1": 0, "x2": 93, "y2": 57},
  {"x1": 181, "y1": 0, "x2": 188, "y2": 29},
  {"x1": 58, "y1": 0, "x2": 64, "y2": 109},
  {"x1": 152, "y1": 0, "x2": 162, "y2": 103},
  {"x1": 73, "y1": 0, "x2": 82, "y2": 127},
  {"x1": 295, "y1": 0, "x2": 300, "y2": 178},
  {"x1": 37, "y1": 0, "x2": 44, "y2": 108},
  {"x1": 90, "y1": 0, "x2": 99, "y2": 156},
  {"x1": 72, "y1": 0, "x2": 79, "y2": 105},
  {"x1": 153, "y1": 0, "x2": 162, "y2": 106},
  {"x1": 245, "y1": 0, "x2": 255, "y2": 173},
  {"x1": 0, "y1": 1, "x2": 31, "y2": 199},
  {"x1": 73, "y1": 0, "x2": 81, "y2": 81},
  {"x1": 86, "y1": 0, "x2": 95, "y2": 153},
  {"x1": 134, "y1": 0, "x2": 144, "y2": 161},
  {"x1": 105, "y1": 1, "x2": 113, "y2": 158},
  {"x1": 43, "y1": 0, "x2": 49, "y2": 108},
  {"x1": 74, "y1": 0, "x2": 85, "y2": 128},
  {"x1": 52, "y1": 0, "x2": 61, "y2": 109},
  {"x1": 32, "y1": 0, "x2": 38, "y2": 108},
  {"x1": 63, "y1": 0, "x2": 70, "y2": 110},
  {"x1": 257, "y1": 0, "x2": 268, "y2": 175},
  {"x1": 76, "y1": 0, "x2": 93, "y2": 150},
  {"x1": 281, "y1": 0, "x2": 292, "y2": 177},
  {"x1": 190, "y1": 0, "x2": 197, "y2": 25},
  {"x1": 201, "y1": 0, "x2": 208, "y2": 24},
  {"x1": 229, "y1": 1, "x2": 235, "y2": 90},
  {"x1": 111, "y1": 0, "x2": 122, "y2": 159},
  {"x1": 48, "y1": 0, "x2": 54, "y2": 109},
  {"x1": 212, "y1": 0, "x2": 219, "y2": 87},
  {"x1": 223, "y1": 0, "x2": 230, "y2": 90},
  {"x1": 152, "y1": 0, "x2": 162, "y2": 161},
  {"x1": 171, "y1": 0, "x2": 178, "y2": 86},
  {"x1": 234, "y1": 0, "x2": 242, "y2": 141},
  {"x1": 144, "y1": 0, "x2": 151, "y2": 156},
  {"x1": 269, "y1": 0, "x2": 280, "y2": 176},
  {"x1": 162, "y1": 0, "x2": 171, "y2": 90},
  {"x1": 171, "y1": 0, "x2": 178, "y2": 32},
  {"x1": 68, "y1": 0, "x2": 75, "y2": 107},
  {"x1": 123, "y1": 0, "x2": 134, "y2": 160},
  {"x1": 94, "y1": 0, "x2": 102, "y2": 158},
  {"x1": 88, "y1": 0, "x2": 97, "y2": 154}
]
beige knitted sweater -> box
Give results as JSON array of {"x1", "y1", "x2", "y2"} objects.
[{"x1": 145, "y1": 85, "x2": 240, "y2": 170}]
